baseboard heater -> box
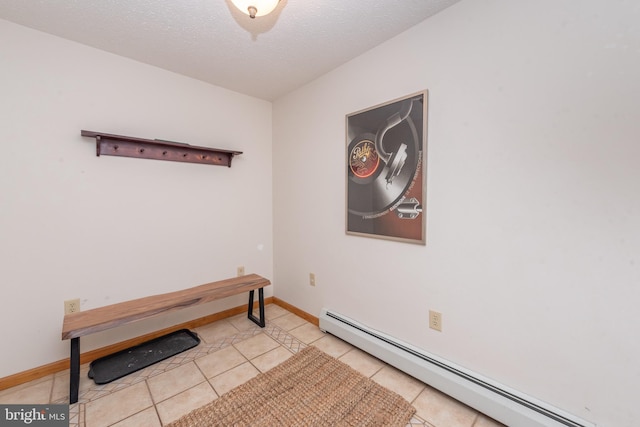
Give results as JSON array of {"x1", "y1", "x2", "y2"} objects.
[{"x1": 319, "y1": 309, "x2": 594, "y2": 427}]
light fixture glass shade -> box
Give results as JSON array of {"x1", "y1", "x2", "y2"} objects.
[{"x1": 230, "y1": 0, "x2": 280, "y2": 18}]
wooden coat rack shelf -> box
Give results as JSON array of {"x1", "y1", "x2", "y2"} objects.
[{"x1": 81, "y1": 130, "x2": 242, "y2": 167}]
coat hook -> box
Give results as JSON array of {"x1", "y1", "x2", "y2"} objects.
[{"x1": 81, "y1": 130, "x2": 241, "y2": 167}]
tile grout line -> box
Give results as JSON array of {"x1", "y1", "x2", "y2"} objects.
[
  {"x1": 143, "y1": 379, "x2": 161, "y2": 427},
  {"x1": 10, "y1": 309, "x2": 431, "y2": 427},
  {"x1": 470, "y1": 411, "x2": 481, "y2": 427}
]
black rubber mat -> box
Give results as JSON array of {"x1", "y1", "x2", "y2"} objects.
[{"x1": 88, "y1": 329, "x2": 200, "y2": 384}]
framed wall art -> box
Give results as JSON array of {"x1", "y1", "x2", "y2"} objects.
[{"x1": 346, "y1": 90, "x2": 428, "y2": 244}]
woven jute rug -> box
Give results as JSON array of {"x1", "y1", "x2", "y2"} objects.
[{"x1": 167, "y1": 345, "x2": 416, "y2": 427}]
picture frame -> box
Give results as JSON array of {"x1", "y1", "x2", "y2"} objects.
[{"x1": 345, "y1": 90, "x2": 428, "y2": 244}]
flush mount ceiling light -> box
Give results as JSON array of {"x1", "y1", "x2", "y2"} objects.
[{"x1": 230, "y1": 0, "x2": 280, "y2": 19}]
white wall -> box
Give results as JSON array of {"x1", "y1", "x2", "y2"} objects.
[
  {"x1": 0, "y1": 19, "x2": 273, "y2": 377},
  {"x1": 273, "y1": 1, "x2": 640, "y2": 426}
]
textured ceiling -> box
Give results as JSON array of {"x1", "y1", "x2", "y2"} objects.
[{"x1": 0, "y1": 0, "x2": 461, "y2": 100}]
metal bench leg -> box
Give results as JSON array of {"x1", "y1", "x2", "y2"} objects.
[
  {"x1": 247, "y1": 288, "x2": 265, "y2": 327},
  {"x1": 70, "y1": 337, "x2": 80, "y2": 404}
]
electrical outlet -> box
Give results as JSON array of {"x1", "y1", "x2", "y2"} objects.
[
  {"x1": 309, "y1": 273, "x2": 316, "y2": 286},
  {"x1": 237, "y1": 266, "x2": 245, "y2": 277},
  {"x1": 429, "y1": 310, "x2": 442, "y2": 332},
  {"x1": 64, "y1": 299, "x2": 81, "y2": 315}
]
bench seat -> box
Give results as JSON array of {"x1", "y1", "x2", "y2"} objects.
[{"x1": 61, "y1": 274, "x2": 270, "y2": 404}]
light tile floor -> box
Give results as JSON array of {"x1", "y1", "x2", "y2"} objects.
[{"x1": 0, "y1": 305, "x2": 505, "y2": 427}]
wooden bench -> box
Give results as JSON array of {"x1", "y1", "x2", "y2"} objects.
[{"x1": 61, "y1": 274, "x2": 270, "y2": 404}]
